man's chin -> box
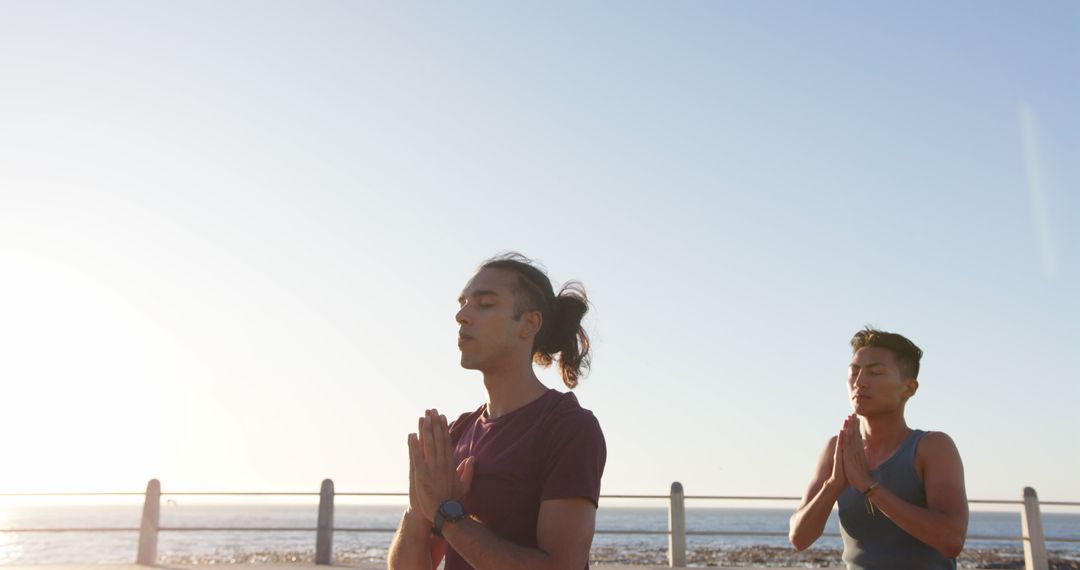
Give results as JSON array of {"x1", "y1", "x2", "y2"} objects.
[{"x1": 459, "y1": 355, "x2": 481, "y2": 370}]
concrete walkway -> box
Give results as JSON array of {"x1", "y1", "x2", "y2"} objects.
[{"x1": 0, "y1": 564, "x2": 839, "y2": 570}]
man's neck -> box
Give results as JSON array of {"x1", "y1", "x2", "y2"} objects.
[
  {"x1": 860, "y1": 410, "x2": 911, "y2": 455},
  {"x1": 481, "y1": 359, "x2": 548, "y2": 420}
]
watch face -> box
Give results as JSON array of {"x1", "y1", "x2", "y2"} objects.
[{"x1": 441, "y1": 500, "x2": 465, "y2": 519}]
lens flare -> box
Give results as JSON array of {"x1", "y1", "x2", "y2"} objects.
[{"x1": 1018, "y1": 102, "x2": 1057, "y2": 277}]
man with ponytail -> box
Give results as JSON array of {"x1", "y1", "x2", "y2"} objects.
[{"x1": 389, "y1": 253, "x2": 606, "y2": 570}]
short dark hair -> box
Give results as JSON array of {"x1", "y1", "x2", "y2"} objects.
[
  {"x1": 480, "y1": 252, "x2": 591, "y2": 389},
  {"x1": 850, "y1": 327, "x2": 923, "y2": 379}
]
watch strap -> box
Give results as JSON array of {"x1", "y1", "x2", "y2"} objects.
[
  {"x1": 431, "y1": 500, "x2": 465, "y2": 538},
  {"x1": 432, "y1": 510, "x2": 447, "y2": 538}
]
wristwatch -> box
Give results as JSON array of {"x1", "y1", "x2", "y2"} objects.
[{"x1": 432, "y1": 500, "x2": 466, "y2": 537}]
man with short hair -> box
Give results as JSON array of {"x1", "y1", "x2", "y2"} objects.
[
  {"x1": 789, "y1": 327, "x2": 968, "y2": 569},
  {"x1": 388, "y1": 254, "x2": 606, "y2": 570}
]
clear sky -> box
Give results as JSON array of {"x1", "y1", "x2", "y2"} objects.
[{"x1": 1, "y1": 1, "x2": 1077, "y2": 505}]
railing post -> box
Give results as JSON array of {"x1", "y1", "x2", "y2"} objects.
[
  {"x1": 136, "y1": 478, "x2": 160, "y2": 564},
  {"x1": 668, "y1": 481, "x2": 686, "y2": 568},
  {"x1": 315, "y1": 478, "x2": 334, "y2": 564},
  {"x1": 1021, "y1": 486, "x2": 1048, "y2": 570}
]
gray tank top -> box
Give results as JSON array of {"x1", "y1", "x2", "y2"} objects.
[{"x1": 838, "y1": 429, "x2": 957, "y2": 570}]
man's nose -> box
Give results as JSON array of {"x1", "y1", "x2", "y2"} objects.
[{"x1": 455, "y1": 305, "x2": 469, "y2": 324}]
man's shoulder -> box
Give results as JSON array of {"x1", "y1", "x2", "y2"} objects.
[
  {"x1": 918, "y1": 430, "x2": 957, "y2": 446},
  {"x1": 538, "y1": 390, "x2": 603, "y2": 439},
  {"x1": 915, "y1": 430, "x2": 961, "y2": 462},
  {"x1": 544, "y1": 390, "x2": 598, "y2": 420}
]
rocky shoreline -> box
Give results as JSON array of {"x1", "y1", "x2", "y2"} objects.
[
  {"x1": 589, "y1": 545, "x2": 1080, "y2": 568},
  {"x1": 157, "y1": 545, "x2": 1080, "y2": 568}
]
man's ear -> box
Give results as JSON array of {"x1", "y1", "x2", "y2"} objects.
[
  {"x1": 519, "y1": 310, "x2": 543, "y2": 340},
  {"x1": 905, "y1": 378, "x2": 919, "y2": 399}
]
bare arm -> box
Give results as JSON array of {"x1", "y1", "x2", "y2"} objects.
[
  {"x1": 441, "y1": 497, "x2": 596, "y2": 570},
  {"x1": 387, "y1": 508, "x2": 445, "y2": 570},
  {"x1": 389, "y1": 413, "x2": 458, "y2": 570},
  {"x1": 859, "y1": 432, "x2": 968, "y2": 557},
  {"x1": 789, "y1": 432, "x2": 846, "y2": 551}
]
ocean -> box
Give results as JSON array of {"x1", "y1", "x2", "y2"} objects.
[{"x1": 2, "y1": 504, "x2": 1078, "y2": 564}]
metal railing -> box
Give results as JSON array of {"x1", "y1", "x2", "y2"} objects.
[{"x1": 2, "y1": 480, "x2": 1077, "y2": 569}]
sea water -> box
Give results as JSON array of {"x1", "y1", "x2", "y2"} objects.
[{"x1": 1, "y1": 504, "x2": 1078, "y2": 564}]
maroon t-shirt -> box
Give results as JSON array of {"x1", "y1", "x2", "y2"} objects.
[{"x1": 444, "y1": 389, "x2": 606, "y2": 570}]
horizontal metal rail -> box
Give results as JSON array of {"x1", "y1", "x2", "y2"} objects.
[
  {"x1": 334, "y1": 492, "x2": 408, "y2": 497},
  {"x1": 4, "y1": 490, "x2": 1078, "y2": 505},
  {"x1": 0, "y1": 527, "x2": 141, "y2": 532},
  {"x1": 684, "y1": 495, "x2": 801, "y2": 501},
  {"x1": 159, "y1": 527, "x2": 318, "y2": 532},
  {"x1": 163, "y1": 492, "x2": 321, "y2": 496},
  {"x1": 0, "y1": 492, "x2": 145, "y2": 497}
]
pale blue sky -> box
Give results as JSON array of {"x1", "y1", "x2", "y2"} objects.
[{"x1": 1, "y1": 1, "x2": 1077, "y2": 504}]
